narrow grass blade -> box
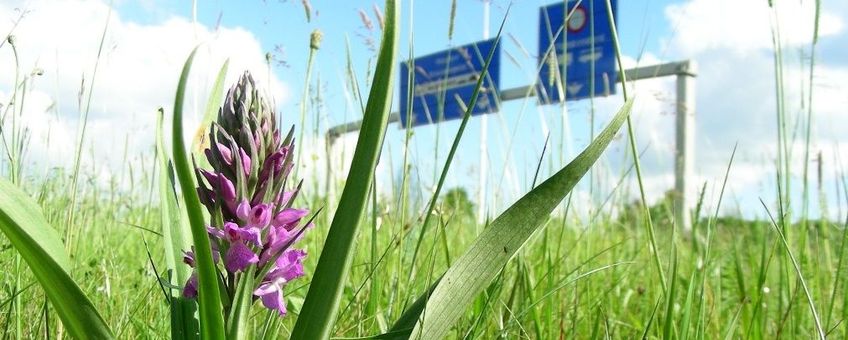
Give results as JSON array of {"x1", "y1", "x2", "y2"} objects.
[
  {"x1": 192, "y1": 59, "x2": 230, "y2": 156},
  {"x1": 409, "y1": 99, "x2": 634, "y2": 339},
  {"x1": 171, "y1": 298, "x2": 199, "y2": 340},
  {"x1": 721, "y1": 303, "x2": 745, "y2": 340},
  {"x1": 679, "y1": 271, "x2": 695, "y2": 340},
  {"x1": 662, "y1": 252, "x2": 679, "y2": 340},
  {"x1": 157, "y1": 108, "x2": 199, "y2": 339},
  {"x1": 641, "y1": 296, "x2": 663, "y2": 339},
  {"x1": 156, "y1": 108, "x2": 193, "y2": 286},
  {"x1": 760, "y1": 199, "x2": 825, "y2": 339},
  {"x1": 0, "y1": 178, "x2": 113, "y2": 339},
  {"x1": 225, "y1": 268, "x2": 255, "y2": 339},
  {"x1": 289, "y1": 1, "x2": 398, "y2": 338},
  {"x1": 172, "y1": 46, "x2": 226, "y2": 340}
]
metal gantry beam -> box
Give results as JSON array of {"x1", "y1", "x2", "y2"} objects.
[
  {"x1": 326, "y1": 60, "x2": 695, "y2": 141},
  {"x1": 325, "y1": 59, "x2": 697, "y2": 230}
]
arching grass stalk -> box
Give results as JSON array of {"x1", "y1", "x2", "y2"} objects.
[
  {"x1": 603, "y1": 0, "x2": 666, "y2": 292},
  {"x1": 295, "y1": 29, "x2": 322, "y2": 181},
  {"x1": 2, "y1": 34, "x2": 24, "y2": 340},
  {"x1": 761, "y1": 198, "x2": 825, "y2": 339},
  {"x1": 395, "y1": 1, "x2": 415, "y2": 315}
]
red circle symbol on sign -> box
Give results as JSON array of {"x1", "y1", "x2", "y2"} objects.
[{"x1": 567, "y1": 6, "x2": 587, "y2": 33}]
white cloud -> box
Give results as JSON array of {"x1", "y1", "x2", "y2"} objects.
[
  {"x1": 665, "y1": 0, "x2": 844, "y2": 56},
  {"x1": 652, "y1": 0, "x2": 848, "y2": 219},
  {"x1": 0, "y1": 0, "x2": 289, "y2": 176}
]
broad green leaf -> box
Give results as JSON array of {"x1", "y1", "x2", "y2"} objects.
[
  {"x1": 0, "y1": 179, "x2": 113, "y2": 339},
  {"x1": 172, "y1": 46, "x2": 227, "y2": 340},
  {"x1": 409, "y1": 98, "x2": 634, "y2": 339},
  {"x1": 289, "y1": 1, "x2": 398, "y2": 338}
]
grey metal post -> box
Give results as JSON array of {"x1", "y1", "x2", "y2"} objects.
[
  {"x1": 478, "y1": 0, "x2": 491, "y2": 223},
  {"x1": 675, "y1": 61, "x2": 697, "y2": 231}
]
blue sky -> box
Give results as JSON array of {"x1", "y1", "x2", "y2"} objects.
[{"x1": 2, "y1": 0, "x2": 847, "y2": 221}]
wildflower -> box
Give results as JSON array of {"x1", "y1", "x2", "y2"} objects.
[{"x1": 182, "y1": 71, "x2": 312, "y2": 317}]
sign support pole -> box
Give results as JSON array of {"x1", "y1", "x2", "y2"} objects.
[
  {"x1": 478, "y1": 0, "x2": 491, "y2": 224},
  {"x1": 675, "y1": 68, "x2": 696, "y2": 232}
]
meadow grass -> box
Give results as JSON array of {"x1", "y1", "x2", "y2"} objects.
[{"x1": 0, "y1": 0, "x2": 843, "y2": 339}]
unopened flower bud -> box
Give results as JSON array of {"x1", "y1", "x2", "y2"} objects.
[{"x1": 310, "y1": 29, "x2": 323, "y2": 50}]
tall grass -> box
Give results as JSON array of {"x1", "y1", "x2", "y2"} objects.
[{"x1": 0, "y1": 0, "x2": 844, "y2": 339}]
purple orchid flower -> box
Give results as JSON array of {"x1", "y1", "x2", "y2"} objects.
[{"x1": 181, "y1": 71, "x2": 312, "y2": 318}]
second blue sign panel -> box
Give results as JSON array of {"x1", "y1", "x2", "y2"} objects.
[{"x1": 538, "y1": 0, "x2": 618, "y2": 104}]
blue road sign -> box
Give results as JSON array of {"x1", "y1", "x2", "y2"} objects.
[
  {"x1": 537, "y1": 0, "x2": 618, "y2": 104},
  {"x1": 400, "y1": 39, "x2": 500, "y2": 127}
]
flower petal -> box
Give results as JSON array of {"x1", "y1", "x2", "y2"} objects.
[
  {"x1": 224, "y1": 222, "x2": 262, "y2": 246},
  {"x1": 182, "y1": 250, "x2": 195, "y2": 267},
  {"x1": 236, "y1": 201, "x2": 251, "y2": 221},
  {"x1": 253, "y1": 281, "x2": 279, "y2": 296},
  {"x1": 183, "y1": 273, "x2": 198, "y2": 298},
  {"x1": 239, "y1": 148, "x2": 251, "y2": 176},
  {"x1": 277, "y1": 190, "x2": 295, "y2": 207},
  {"x1": 256, "y1": 285, "x2": 287, "y2": 316},
  {"x1": 276, "y1": 249, "x2": 307, "y2": 282},
  {"x1": 273, "y1": 208, "x2": 309, "y2": 229},
  {"x1": 225, "y1": 241, "x2": 259, "y2": 273},
  {"x1": 259, "y1": 226, "x2": 296, "y2": 266},
  {"x1": 183, "y1": 245, "x2": 221, "y2": 267},
  {"x1": 247, "y1": 203, "x2": 272, "y2": 228},
  {"x1": 207, "y1": 226, "x2": 226, "y2": 240},
  {"x1": 217, "y1": 174, "x2": 236, "y2": 206}
]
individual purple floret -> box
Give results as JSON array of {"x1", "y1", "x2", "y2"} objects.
[
  {"x1": 254, "y1": 249, "x2": 308, "y2": 315},
  {"x1": 182, "y1": 71, "x2": 311, "y2": 317}
]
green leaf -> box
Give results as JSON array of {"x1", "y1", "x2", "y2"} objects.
[
  {"x1": 157, "y1": 109, "x2": 200, "y2": 340},
  {"x1": 662, "y1": 251, "x2": 679, "y2": 340},
  {"x1": 172, "y1": 46, "x2": 227, "y2": 340},
  {"x1": 680, "y1": 269, "x2": 697, "y2": 340},
  {"x1": 389, "y1": 277, "x2": 441, "y2": 336},
  {"x1": 226, "y1": 267, "x2": 255, "y2": 340},
  {"x1": 157, "y1": 108, "x2": 193, "y2": 287},
  {"x1": 408, "y1": 98, "x2": 635, "y2": 339},
  {"x1": 0, "y1": 179, "x2": 113, "y2": 339},
  {"x1": 289, "y1": 1, "x2": 398, "y2": 339},
  {"x1": 170, "y1": 297, "x2": 200, "y2": 340}
]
